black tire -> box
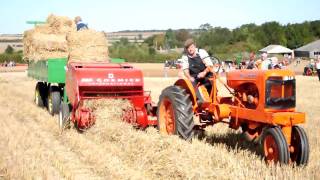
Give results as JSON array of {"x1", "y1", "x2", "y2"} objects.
[
  {"x1": 261, "y1": 126, "x2": 290, "y2": 165},
  {"x1": 157, "y1": 86, "x2": 194, "y2": 140},
  {"x1": 290, "y1": 126, "x2": 309, "y2": 166},
  {"x1": 59, "y1": 102, "x2": 70, "y2": 129},
  {"x1": 35, "y1": 82, "x2": 46, "y2": 107},
  {"x1": 48, "y1": 86, "x2": 61, "y2": 115}
]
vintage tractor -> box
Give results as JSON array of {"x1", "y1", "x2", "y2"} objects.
[
  {"x1": 157, "y1": 57, "x2": 309, "y2": 166},
  {"x1": 59, "y1": 62, "x2": 157, "y2": 131}
]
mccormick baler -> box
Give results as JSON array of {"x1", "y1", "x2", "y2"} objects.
[{"x1": 59, "y1": 62, "x2": 157, "y2": 130}]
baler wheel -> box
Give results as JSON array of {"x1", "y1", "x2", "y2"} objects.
[
  {"x1": 59, "y1": 102, "x2": 70, "y2": 129},
  {"x1": 261, "y1": 126, "x2": 290, "y2": 165},
  {"x1": 157, "y1": 86, "x2": 194, "y2": 140},
  {"x1": 48, "y1": 87, "x2": 61, "y2": 115},
  {"x1": 35, "y1": 82, "x2": 45, "y2": 107},
  {"x1": 290, "y1": 126, "x2": 309, "y2": 166}
]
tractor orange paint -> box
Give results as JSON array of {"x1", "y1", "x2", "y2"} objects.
[{"x1": 157, "y1": 67, "x2": 309, "y2": 166}]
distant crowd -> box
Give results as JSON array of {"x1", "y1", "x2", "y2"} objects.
[
  {"x1": 224, "y1": 52, "x2": 290, "y2": 72},
  {"x1": 1, "y1": 60, "x2": 16, "y2": 67}
]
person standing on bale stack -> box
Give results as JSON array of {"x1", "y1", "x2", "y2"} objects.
[{"x1": 74, "y1": 16, "x2": 88, "y2": 31}]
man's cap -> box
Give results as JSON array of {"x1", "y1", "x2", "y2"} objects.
[{"x1": 184, "y1": 39, "x2": 194, "y2": 49}]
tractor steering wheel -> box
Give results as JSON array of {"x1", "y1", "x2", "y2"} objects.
[{"x1": 202, "y1": 56, "x2": 222, "y2": 74}]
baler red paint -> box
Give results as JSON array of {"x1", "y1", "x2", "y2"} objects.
[{"x1": 64, "y1": 62, "x2": 157, "y2": 130}]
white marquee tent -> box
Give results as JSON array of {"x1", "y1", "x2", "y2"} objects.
[{"x1": 259, "y1": 45, "x2": 294, "y2": 55}]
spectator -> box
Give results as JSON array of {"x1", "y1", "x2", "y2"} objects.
[
  {"x1": 247, "y1": 52, "x2": 257, "y2": 69},
  {"x1": 163, "y1": 61, "x2": 169, "y2": 78},
  {"x1": 260, "y1": 53, "x2": 272, "y2": 70},
  {"x1": 316, "y1": 56, "x2": 320, "y2": 81}
]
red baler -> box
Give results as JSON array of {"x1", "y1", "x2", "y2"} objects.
[{"x1": 64, "y1": 62, "x2": 157, "y2": 130}]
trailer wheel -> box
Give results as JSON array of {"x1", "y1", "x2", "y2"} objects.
[
  {"x1": 157, "y1": 86, "x2": 194, "y2": 140},
  {"x1": 48, "y1": 86, "x2": 61, "y2": 115},
  {"x1": 59, "y1": 102, "x2": 70, "y2": 129},
  {"x1": 290, "y1": 126, "x2": 309, "y2": 166},
  {"x1": 35, "y1": 82, "x2": 45, "y2": 107},
  {"x1": 261, "y1": 126, "x2": 290, "y2": 165}
]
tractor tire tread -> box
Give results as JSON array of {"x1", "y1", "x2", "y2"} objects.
[{"x1": 157, "y1": 85, "x2": 194, "y2": 140}]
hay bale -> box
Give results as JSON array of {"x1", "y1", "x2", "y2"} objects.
[
  {"x1": 46, "y1": 14, "x2": 75, "y2": 34},
  {"x1": 67, "y1": 29, "x2": 109, "y2": 63},
  {"x1": 23, "y1": 14, "x2": 75, "y2": 61}
]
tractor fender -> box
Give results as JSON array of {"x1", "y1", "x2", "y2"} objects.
[{"x1": 174, "y1": 78, "x2": 197, "y2": 106}]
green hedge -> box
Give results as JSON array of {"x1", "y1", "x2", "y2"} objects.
[
  {"x1": 109, "y1": 43, "x2": 180, "y2": 63},
  {"x1": 0, "y1": 52, "x2": 24, "y2": 63}
]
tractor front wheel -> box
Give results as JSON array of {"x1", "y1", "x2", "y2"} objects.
[
  {"x1": 157, "y1": 86, "x2": 194, "y2": 140},
  {"x1": 290, "y1": 126, "x2": 309, "y2": 166},
  {"x1": 261, "y1": 126, "x2": 290, "y2": 165}
]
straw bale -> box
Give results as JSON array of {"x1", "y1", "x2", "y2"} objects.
[
  {"x1": 23, "y1": 14, "x2": 75, "y2": 61},
  {"x1": 67, "y1": 29, "x2": 109, "y2": 62}
]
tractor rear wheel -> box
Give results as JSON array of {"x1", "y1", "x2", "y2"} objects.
[
  {"x1": 157, "y1": 86, "x2": 194, "y2": 140},
  {"x1": 261, "y1": 126, "x2": 290, "y2": 165},
  {"x1": 48, "y1": 86, "x2": 61, "y2": 115},
  {"x1": 290, "y1": 126, "x2": 309, "y2": 166},
  {"x1": 35, "y1": 82, "x2": 46, "y2": 107},
  {"x1": 59, "y1": 102, "x2": 70, "y2": 129}
]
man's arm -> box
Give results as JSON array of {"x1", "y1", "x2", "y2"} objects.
[
  {"x1": 183, "y1": 69, "x2": 193, "y2": 80},
  {"x1": 198, "y1": 49, "x2": 214, "y2": 78},
  {"x1": 181, "y1": 55, "x2": 195, "y2": 81}
]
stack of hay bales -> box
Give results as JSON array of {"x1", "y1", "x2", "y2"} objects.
[
  {"x1": 23, "y1": 14, "x2": 109, "y2": 63},
  {"x1": 67, "y1": 29, "x2": 109, "y2": 62},
  {"x1": 23, "y1": 14, "x2": 75, "y2": 61}
]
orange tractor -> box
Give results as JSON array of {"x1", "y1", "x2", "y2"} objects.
[{"x1": 157, "y1": 57, "x2": 309, "y2": 165}]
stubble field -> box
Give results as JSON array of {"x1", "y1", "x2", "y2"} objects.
[{"x1": 0, "y1": 71, "x2": 319, "y2": 179}]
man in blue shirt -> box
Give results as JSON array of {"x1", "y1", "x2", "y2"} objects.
[{"x1": 74, "y1": 16, "x2": 88, "y2": 31}]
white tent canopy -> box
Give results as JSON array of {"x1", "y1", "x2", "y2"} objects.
[{"x1": 259, "y1": 45, "x2": 293, "y2": 54}]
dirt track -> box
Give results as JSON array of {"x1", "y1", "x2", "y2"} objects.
[{"x1": 0, "y1": 72, "x2": 319, "y2": 179}]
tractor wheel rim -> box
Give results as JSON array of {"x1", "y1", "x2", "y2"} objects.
[
  {"x1": 159, "y1": 98, "x2": 175, "y2": 134},
  {"x1": 264, "y1": 135, "x2": 279, "y2": 163}
]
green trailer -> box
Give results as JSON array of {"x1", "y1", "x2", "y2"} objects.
[
  {"x1": 28, "y1": 58, "x2": 67, "y2": 115},
  {"x1": 28, "y1": 57, "x2": 126, "y2": 115}
]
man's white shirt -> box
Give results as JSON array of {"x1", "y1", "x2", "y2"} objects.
[{"x1": 181, "y1": 49, "x2": 213, "y2": 70}]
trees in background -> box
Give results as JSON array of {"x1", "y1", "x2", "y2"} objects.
[
  {"x1": 5, "y1": 45, "x2": 14, "y2": 54},
  {"x1": 0, "y1": 45, "x2": 23, "y2": 63},
  {"x1": 112, "y1": 19, "x2": 320, "y2": 62}
]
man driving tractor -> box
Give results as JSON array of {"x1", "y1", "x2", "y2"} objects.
[{"x1": 180, "y1": 39, "x2": 214, "y2": 104}]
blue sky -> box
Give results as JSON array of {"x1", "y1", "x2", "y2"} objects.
[{"x1": 0, "y1": 0, "x2": 319, "y2": 34}]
